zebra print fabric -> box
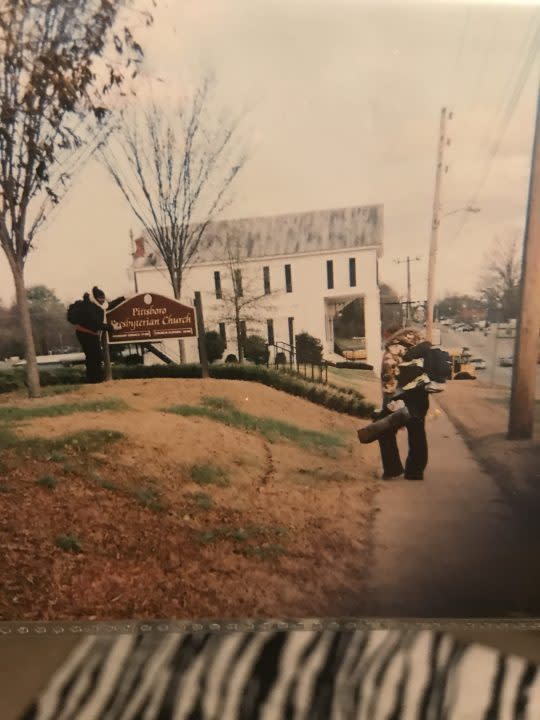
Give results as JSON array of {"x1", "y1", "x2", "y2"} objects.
[{"x1": 21, "y1": 629, "x2": 540, "y2": 720}]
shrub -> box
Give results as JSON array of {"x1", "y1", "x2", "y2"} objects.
[
  {"x1": 243, "y1": 335, "x2": 269, "y2": 365},
  {"x1": 295, "y1": 332, "x2": 323, "y2": 364},
  {"x1": 275, "y1": 352, "x2": 288, "y2": 366},
  {"x1": 330, "y1": 361, "x2": 374, "y2": 370},
  {"x1": 114, "y1": 363, "x2": 202, "y2": 380},
  {"x1": 210, "y1": 365, "x2": 374, "y2": 418},
  {"x1": 0, "y1": 371, "x2": 22, "y2": 394},
  {"x1": 40, "y1": 368, "x2": 85, "y2": 386},
  {"x1": 225, "y1": 354, "x2": 238, "y2": 363},
  {"x1": 205, "y1": 331, "x2": 226, "y2": 364},
  {"x1": 0, "y1": 367, "x2": 85, "y2": 395}
]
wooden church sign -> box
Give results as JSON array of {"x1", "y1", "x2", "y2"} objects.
[{"x1": 106, "y1": 293, "x2": 197, "y2": 344}]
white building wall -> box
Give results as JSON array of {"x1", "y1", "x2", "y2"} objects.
[{"x1": 132, "y1": 246, "x2": 382, "y2": 370}]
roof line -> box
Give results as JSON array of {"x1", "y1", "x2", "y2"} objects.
[{"x1": 140, "y1": 203, "x2": 384, "y2": 234}]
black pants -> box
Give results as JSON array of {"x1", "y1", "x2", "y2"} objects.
[
  {"x1": 76, "y1": 331, "x2": 104, "y2": 384},
  {"x1": 378, "y1": 388, "x2": 429, "y2": 479}
]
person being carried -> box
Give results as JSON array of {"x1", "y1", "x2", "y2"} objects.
[
  {"x1": 68, "y1": 287, "x2": 124, "y2": 384},
  {"x1": 377, "y1": 326, "x2": 435, "y2": 481}
]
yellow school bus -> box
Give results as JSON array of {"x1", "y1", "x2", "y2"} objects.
[{"x1": 446, "y1": 347, "x2": 477, "y2": 380}]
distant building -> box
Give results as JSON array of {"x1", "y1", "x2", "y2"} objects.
[{"x1": 128, "y1": 205, "x2": 384, "y2": 372}]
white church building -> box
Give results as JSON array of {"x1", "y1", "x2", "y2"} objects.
[{"x1": 128, "y1": 205, "x2": 384, "y2": 372}]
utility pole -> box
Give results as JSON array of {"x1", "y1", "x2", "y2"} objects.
[
  {"x1": 426, "y1": 107, "x2": 450, "y2": 342},
  {"x1": 395, "y1": 256, "x2": 421, "y2": 325},
  {"x1": 508, "y1": 84, "x2": 540, "y2": 440}
]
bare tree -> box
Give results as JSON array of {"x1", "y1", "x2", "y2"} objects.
[
  {"x1": 100, "y1": 77, "x2": 246, "y2": 359},
  {"x1": 436, "y1": 293, "x2": 486, "y2": 321},
  {"x1": 213, "y1": 231, "x2": 277, "y2": 363},
  {"x1": 0, "y1": 0, "x2": 151, "y2": 396},
  {"x1": 477, "y1": 233, "x2": 522, "y2": 321}
]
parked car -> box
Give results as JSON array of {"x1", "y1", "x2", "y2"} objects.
[
  {"x1": 470, "y1": 358, "x2": 487, "y2": 370},
  {"x1": 499, "y1": 356, "x2": 514, "y2": 367},
  {"x1": 462, "y1": 325, "x2": 475, "y2": 332}
]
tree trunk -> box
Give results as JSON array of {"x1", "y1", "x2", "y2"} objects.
[
  {"x1": 172, "y1": 282, "x2": 186, "y2": 364},
  {"x1": 234, "y1": 297, "x2": 244, "y2": 363},
  {"x1": 236, "y1": 323, "x2": 243, "y2": 363},
  {"x1": 13, "y1": 264, "x2": 41, "y2": 398}
]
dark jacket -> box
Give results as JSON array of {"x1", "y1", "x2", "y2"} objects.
[
  {"x1": 76, "y1": 294, "x2": 125, "y2": 334},
  {"x1": 77, "y1": 297, "x2": 107, "y2": 334}
]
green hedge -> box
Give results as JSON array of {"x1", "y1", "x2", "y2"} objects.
[
  {"x1": 0, "y1": 367, "x2": 86, "y2": 394},
  {"x1": 117, "y1": 364, "x2": 375, "y2": 418},
  {"x1": 0, "y1": 363, "x2": 375, "y2": 419},
  {"x1": 329, "y1": 361, "x2": 374, "y2": 370},
  {"x1": 0, "y1": 370, "x2": 22, "y2": 394}
]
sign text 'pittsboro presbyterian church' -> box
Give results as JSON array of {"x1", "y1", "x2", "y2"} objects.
[{"x1": 106, "y1": 293, "x2": 197, "y2": 344}]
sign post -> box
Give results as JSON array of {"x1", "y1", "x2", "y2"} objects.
[
  {"x1": 102, "y1": 333, "x2": 113, "y2": 381},
  {"x1": 194, "y1": 291, "x2": 209, "y2": 379}
]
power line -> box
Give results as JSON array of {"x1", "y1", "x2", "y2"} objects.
[
  {"x1": 449, "y1": 7, "x2": 503, "y2": 158},
  {"x1": 459, "y1": 9, "x2": 502, "y2": 140},
  {"x1": 450, "y1": 19, "x2": 540, "y2": 246},
  {"x1": 449, "y1": 12, "x2": 539, "y2": 206},
  {"x1": 486, "y1": 16, "x2": 539, "y2": 149}
]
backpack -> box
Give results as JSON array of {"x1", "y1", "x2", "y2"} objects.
[
  {"x1": 424, "y1": 347, "x2": 452, "y2": 383},
  {"x1": 67, "y1": 300, "x2": 84, "y2": 325}
]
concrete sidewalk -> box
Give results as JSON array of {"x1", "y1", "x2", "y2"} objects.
[{"x1": 367, "y1": 400, "x2": 540, "y2": 617}]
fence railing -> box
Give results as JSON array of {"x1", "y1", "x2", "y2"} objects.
[
  {"x1": 269, "y1": 340, "x2": 295, "y2": 367},
  {"x1": 295, "y1": 361, "x2": 329, "y2": 384},
  {"x1": 267, "y1": 342, "x2": 329, "y2": 384}
]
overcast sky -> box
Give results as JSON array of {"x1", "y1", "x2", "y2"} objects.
[{"x1": 0, "y1": 0, "x2": 538, "y2": 307}]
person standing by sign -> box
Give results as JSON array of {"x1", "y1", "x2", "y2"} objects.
[{"x1": 67, "y1": 287, "x2": 124, "y2": 384}]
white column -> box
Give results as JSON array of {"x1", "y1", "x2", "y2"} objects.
[
  {"x1": 365, "y1": 289, "x2": 382, "y2": 375},
  {"x1": 322, "y1": 301, "x2": 334, "y2": 357}
]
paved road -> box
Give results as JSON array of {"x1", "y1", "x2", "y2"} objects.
[{"x1": 440, "y1": 326, "x2": 540, "y2": 397}]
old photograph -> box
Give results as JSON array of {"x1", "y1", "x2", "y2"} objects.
[{"x1": 0, "y1": 0, "x2": 539, "y2": 624}]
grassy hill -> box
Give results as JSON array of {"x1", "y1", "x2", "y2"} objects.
[{"x1": 0, "y1": 378, "x2": 379, "y2": 622}]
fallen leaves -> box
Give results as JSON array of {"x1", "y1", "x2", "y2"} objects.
[{"x1": 0, "y1": 379, "x2": 379, "y2": 622}]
